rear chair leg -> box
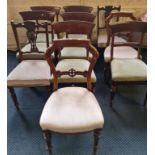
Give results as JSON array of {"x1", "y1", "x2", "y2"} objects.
[
  {"x1": 43, "y1": 130, "x2": 52, "y2": 154},
  {"x1": 47, "y1": 86, "x2": 52, "y2": 97},
  {"x1": 93, "y1": 129, "x2": 101, "y2": 154},
  {"x1": 8, "y1": 87, "x2": 19, "y2": 111},
  {"x1": 110, "y1": 84, "x2": 116, "y2": 107}
]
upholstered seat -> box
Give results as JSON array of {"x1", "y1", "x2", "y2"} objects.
[
  {"x1": 36, "y1": 33, "x2": 57, "y2": 43},
  {"x1": 60, "y1": 47, "x2": 87, "y2": 59},
  {"x1": 104, "y1": 46, "x2": 138, "y2": 62},
  {"x1": 97, "y1": 33, "x2": 127, "y2": 48},
  {"x1": 40, "y1": 87, "x2": 104, "y2": 133},
  {"x1": 16, "y1": 43, "x2": 53, "y2": 60},
  {"x1": 7, "y1": 60, "x2": 51, "y2": 87},
  {"x1": 51, "y1": 59, "x2": 96, "y2": 83},
  {"x1": 68, "y1": 34, "x2": 88, "y2": 39},
  {"x1": 111, "y1": 59, "x2": 147, "y2": 82}
]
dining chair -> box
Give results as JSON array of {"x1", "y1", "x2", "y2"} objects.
[
  {"x1": 103, "y1": 12, "x2": 137, "y2": 82},
  {"x1": 19, "y1": 10, "x2": 55, "y2": 52},
  {"x1": 97, "y1": 5, "x2": 121, "y2": 48},
  {"x1": 30, "y1": 6, "x2": 61, "y2": 22},
  {"x1": 8, "y1": 21, "x2": 51, "y2": 110},
  {"x1": 52, "y1": 20, "x2": 95, "y2": 59},
  {"x1": 40, "y1": 39, "x2": 104, "y2": 154},
  {"x1": 108, "y1": 21, "x2": 147, "y2": 107},
  {"x1": 63, "y1": 5, "x2": 93, "y2": 13}
]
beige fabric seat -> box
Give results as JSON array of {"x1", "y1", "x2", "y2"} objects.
[
  {"x1": 16, "y1": 43, "x2": 53, "y2": 60},
  {"x1": 111, "y1": 59, "x2": 147, "y2": 82},
  {"x1": 7, "y1": 60, "x2": 51, "y2": 87},
  {"x1": 60, "y1": 47, "x2": 87, "y2": 59},
  {"x1": 40, "y1": 87, "x2": 104, "y2": 133},
  {"x1": 104, "y1": 46, "x2": 138, "y2": 62},
  {"x1": 97, "y1": 33, "x2": 127, "y2": 48},
  {"x1": 60, "y1": 34, "x2": 88, "y2": 59},
  {"x1": 51, "y1": 59, "x2": 96, "y2": 83},
  {"x1": 36, "y1": 33, "x2": 58, "y2": 43}
]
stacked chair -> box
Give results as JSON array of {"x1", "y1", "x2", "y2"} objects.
[
  {"x1": 40, "y1": 39, "x2": 104, "y2": 154},
  {"x1": 108, "y1": 21, "x2": 147, "y2": 107}
]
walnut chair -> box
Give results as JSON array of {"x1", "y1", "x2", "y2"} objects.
[
  {"x1": 52, "y1": 20, "x2": 95, "y2": 59},
  {"x1": 108, "y1": 21, "x2": 147, "y2": 107},
  {"x1": 63, "y1": 5, "x2": 93, "y2": 13},
  {"x1": 40, "y1": 39, "x2": 104, "y2": 154},
  {"x1": 19, "y1": 11, "x2": 55, "y2": 51},
  {"x1": 97, "y1": 5, "x2": 121, "y2": 48},
  {"x1": 103, "y1": 12, "x2": 138, "y2": 82},
  {"x1": 30, "y1": 6, "x2": 61, "y2": 22},
  {"x1": 8, "y1": 21, "x2": 51, "y2": 110}
]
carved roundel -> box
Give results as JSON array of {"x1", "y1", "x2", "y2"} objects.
[{"x1": 68, "y1": 68, "x2": 76, "y2": 77}]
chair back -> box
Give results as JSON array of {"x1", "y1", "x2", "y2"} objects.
[
  {"x1": 52, "y1": 20, "x2": 95, "y2": 39},
  {"x1": 45, "y1": 39, "x2": 99, "y2": 91},
  {"x1": 11, "y1": 20, "x2": 49, "y2": 61},
  {"x1": 97, "y1": 5, "x2": 121, "y2": 36},
  {"x1": 105, "y1": 12, "x2": 137, "y2": 46},
  {"x1": 61, "y1": 12, "x2": 96, "y2": 22},
  {"x1": 63, "y1": 5, "x2": 93, "y2": 13},
  {"x1": 109, "y1": 21, "x2": 147, "y2": 60},
  {"x1": 30, "y1": 6, "x2": 61, "y2": 21}
]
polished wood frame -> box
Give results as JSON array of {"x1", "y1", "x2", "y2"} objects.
[
  {"x1": 42, "y1": 39, "x2": 101, "y2": 154},
  {"x1": 109, "y1": 21, "x2": 147, "y2": 107}
]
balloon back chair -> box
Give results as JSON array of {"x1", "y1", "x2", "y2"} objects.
[
  {"x1": 108, "y1": 21, "x2": 147, "y2": 107},
  {"x1": 8, "y1": 21, "x2": 51, "y2": 110},
  {"x1": 40, "y1": 39, "x2": 104, "y2": 154}
]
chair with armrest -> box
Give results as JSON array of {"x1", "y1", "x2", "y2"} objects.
[
  {"x1": 97, "y1": 5, "x2": 121, "y2": 48},
  {"x1": 103, "y1": 12, "x2": 138, "y2": 82},
  {"x1": 30, "y1": 6, "x2": 61, "y2": 22},
  {"x1": 8, "y1": 21, "x2": 51, "y2": 110},
  {"x1": 40, "y1": 39, "x2": 104, "y2": 154},
  {"x1": 63, "y1": 5, "x2": 93, "y2": 13},
  {"x1": 19, "y1": 11, "x2": 55, "y2": 51},
  {"x1": 108, "y1": 21, "x2": 147, "y2": 107},
  {"x1": 52, "y1": 20, "x2": 95, "y2": 59}
]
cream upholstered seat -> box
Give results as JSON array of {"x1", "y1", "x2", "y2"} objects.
[
  {"x1": 7, "y1": 60, "x2": 51, "y2": 87},
  {"x1": 51, "y1": 59, "x2": 96, "y2": 83},
  {"x1": 16, "y1": 43, "x2": 54, "y2": 60},
  {"x1": 111, "y1": 59, "x2": 147, "y2": 82},
  {"x1": 60, "y1": 47, "x2": 87, "y2": 59},
  {"x1": 40, "y1": 87, "x2": 104, "y2": 133},
  {"x1": 97, "y1": 33, "x2": 127, "y2": 48},
  {"x1": 104, "y1": 46, "x2": 138, "y2": 62},
  {"x1": 36, "y1": 33, "x2": 57, "y2": 43}
]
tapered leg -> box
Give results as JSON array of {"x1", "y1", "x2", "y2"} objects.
[
  {"x1": 110, "y1": 83, "x2": 117, "y2": 107},
  {"x1": 93, "y1": 129, "x2": 101, "y2": 154},
  {"x1": 43, "y1": 130, "x2": 52, "y2": 154},
  {"x1": 8, "y1": 87, "x2": 19, "y2": 110},
  {"x1": 144, "y1": 91, "x2": 147, "y2": 107},
  {"x1": 47, "y1": 86, "x2": 52, "y2": 97}
]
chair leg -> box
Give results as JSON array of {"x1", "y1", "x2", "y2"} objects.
[
  {"x1": 43, "y1": 130, "x2": 52, "y2": 154},
  {"x1": 93, "y1": 129, "x2": 101, "y2": 154},
  {"x1": 110, "y1": 83, "x2": 117, "y2": 107},
  {"x1": 47, "y1": 86, "x2": 52, "y2": 97},
  {"x1": 144, "y1": 91, "x2": 147, "y2": 107},
  {"x1": 8, "y1": 87, "x2": 19, "y2": 111}
]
